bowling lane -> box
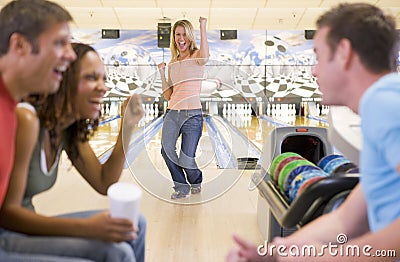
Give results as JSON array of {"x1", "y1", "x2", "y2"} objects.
[
  {"x1": 90, "y1": 110, "x2": 328, "y2": 169},
  {"x1": 125, "y1": 119, "x2": 246, "y2": 204},
  {"x1": 91, "y1": 111, "x2": 161, "y2": 158},
  {"x1": 89, "y1": 117, "x2": 120, "y2": 156},
  {"x1": 220, "y1": 103, "x2": 327, "y2": 143},
  {"x1": 210, "y1": 115, "x2": 261, "y2": 160},
  {"x1": 86, "y1": 107, "x2": 330, "y2": 203},
  {"x1": 219, "y1": 114, "x2": 328, "y2": 152},
  {"x1": 90, "y1": 115, "x2": 328, "y2": 171}
]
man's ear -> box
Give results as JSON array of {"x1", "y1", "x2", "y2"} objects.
[
  {"x1": 335, "y1": 38, "x2": 353, "y2": 70},
  {"x1": 8, "y1": 33, "x2": 31, "y2": 55}
]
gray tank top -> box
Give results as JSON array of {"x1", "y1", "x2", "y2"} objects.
[{"x1": 18, "y1": 103, "x2": 63, "y2": 210}]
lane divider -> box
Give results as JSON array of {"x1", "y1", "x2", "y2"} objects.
[
  {"x1": 306, "y1": 114, "x2": 328, "y2": 124},
  {"x1": 204, "y1": 115, "x2": 237, "y2": 169},
  {"x1": 98, "y1": 117, "x2": 162, "y2": 168},
  {"x1": 219, "y1": 116, "x2": 261, "y2": 159},
  {"x1": 99, "y1": 115, "x2": 120, "y2": 126},
  {"x1": 259, "y1": 115, "x2": 291, "y2": 127}
]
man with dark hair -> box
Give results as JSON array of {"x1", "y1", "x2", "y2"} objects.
[
  {"x1": 227, "y1": 3, "x2": 400, "y2": 261},
  {"x1": 0, "y1": 0, "x2": 77, "y2": 260}
]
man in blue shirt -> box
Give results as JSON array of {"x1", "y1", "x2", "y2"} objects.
[{"x1": 227, "y1": 3, "x2": 400, "y2": 261}]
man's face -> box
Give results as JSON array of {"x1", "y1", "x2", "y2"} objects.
[
  {"x1": 24, "y1": 22, "x2": 76, "y2": 95},
  {"x1": 312, "y1": 27, "x2": 345, "y2": 106}
]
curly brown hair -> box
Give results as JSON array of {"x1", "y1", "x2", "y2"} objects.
[{"x1": 25, "y1": 43, "x2": 100, "y2": 161}]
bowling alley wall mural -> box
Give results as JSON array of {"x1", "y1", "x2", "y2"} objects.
[{"x1": 71, "y1": 28, "x2": 400, "y2": 102}]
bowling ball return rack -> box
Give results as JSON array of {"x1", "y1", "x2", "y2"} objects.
[
  {"x1": 255, "y1": 125, "x2": 360, "y2": 241},
  {"x1": 256, "y1": 172, "x2": 359, "y2": 237}
]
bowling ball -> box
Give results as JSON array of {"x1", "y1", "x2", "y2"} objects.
[
  {"x1": 278, "y1": 159, "x2": 313, "y2": 195},
  {"x1": 289, "y1": 169, "x2": 326, "y2": 203},
  {"x1": 323, "y1": 157, "x2": 352, "y2": 175},
  {"x1": 283, "y1": 165, "x2": 322, "y2": 198},
  {"x1": 317, "y1": 154, "x2": 344, "y2": 170},
  {"x1": 296, "y1": 175, "x2": 326, "y2": 197},
  {"x1": 331, "y1": 162, "x2": 357, "y2": 175},
  {"x1": 273, "y1": 155, "x2": 304, "y2": 185},
  {"x1": 269, "y1": 152, "x2": 301, "y2": 181}
]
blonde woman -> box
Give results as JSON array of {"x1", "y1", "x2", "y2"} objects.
[{"x1": 158, "y1": 17, "x2": 209, "y2": 199}]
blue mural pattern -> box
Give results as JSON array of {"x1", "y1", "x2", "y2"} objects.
[{"x1": 73, "y1": 29, "x2": 322, "y2": 100}]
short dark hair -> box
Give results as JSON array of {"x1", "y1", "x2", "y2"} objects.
[
  {"x1": 316, "y1": 3, "x2": 398, "y2": 73},
  {"x1": 0, "y1": 0, "x2": 73, "y2": 55}
]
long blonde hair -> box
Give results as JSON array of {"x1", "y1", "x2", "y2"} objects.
[{"x1": 169, "y1": 19, "x2": 198, "y2": 60}]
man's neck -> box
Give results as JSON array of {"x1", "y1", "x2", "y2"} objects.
[{"x1": 0, "y1": 56, "x2": 27, "y2": 102}]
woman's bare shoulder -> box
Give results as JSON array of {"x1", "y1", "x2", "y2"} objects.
[{"x1": 16, "y1": 103, "x2": 38, "y2": 124}]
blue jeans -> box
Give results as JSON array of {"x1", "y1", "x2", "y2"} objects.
[
  {"x1": 0, "y1": 210, "x2": 146, "y2": 262},
  {"x1": 161, "y1": 109, "x2": 203, "y2": 194},
  {"x1": 0, "y1": 248, "x2": 93, "y2": 261}
]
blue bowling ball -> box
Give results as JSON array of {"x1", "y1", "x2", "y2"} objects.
[{"x1": 317, "y1": 154, "x2": 344, "y2": 170}]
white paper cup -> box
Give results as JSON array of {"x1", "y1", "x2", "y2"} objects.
[{"x1": 107, "y1": 182, "x2": 142, "y2": 227}]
